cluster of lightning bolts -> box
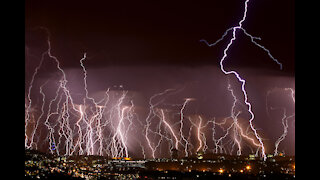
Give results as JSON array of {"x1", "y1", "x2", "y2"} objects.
[
  {"x1": 26, "y1": 1, "x2": 293, "y2": 159},
  {"x1": 25, "y1": 40, "x2": 276, "y2": 159},
  {"x1": 266, "y1": 87, "x2": 295, "y2": 156},
  {"x1": 139, "y1": 79, "x2": 274, "y2": 159},
  {"x1": 199, "y1": 0, "x2": 288, "y2": 161},
  {"x1": 25, "y1": 28, "x2": 137, "y2": 158}
]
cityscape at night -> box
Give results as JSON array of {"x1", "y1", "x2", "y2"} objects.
[
  {"x1": 25, "y1": 0, "x2": 294, "y2": 179},
  {"x1": 25, "y1": 148, "x2": 295, "y2": 179}
]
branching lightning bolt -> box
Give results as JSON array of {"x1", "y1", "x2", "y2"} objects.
[{"x1": 200, "y1": 0, "x2": 283, "y2": 161}]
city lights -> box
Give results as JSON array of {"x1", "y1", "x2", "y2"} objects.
[
  {"x1": 25, "y1": 148, "x2": 295, "y2": 179},
  {"x1": 218, "y1": 168, "x2": 224, "y2": 174}
]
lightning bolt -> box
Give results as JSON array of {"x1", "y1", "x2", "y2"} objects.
[
  {"x1": 266, "y1": 87, "x2": 295, "y2": 156},
  {"x1": 226, "y1": 81, "x2": 264, "y2": 156},
  {"x1": 196, "y1": 116, "x2": 203, "y2": 152},
  {"x1": 144, "y1": 88, "x2": 176, "y2": 159},
  {"x1": 187, "y1": 115, "x2": 209, "y2": 154},
  {"x1": 272, "y1": 107, "x2": 290, "y2": 156},
  {"x1": 227, "y1": 82, "x2": 243, "y2": 156},
  {"x1": 200, "y1": 0, "x2": 283, "y2": 161},
  {"x1": 179, "y1": 98, "x2": 193, "y2": 157},
  {"x1": 25, "y1": 50, "x2": 47, "y2": 149},
  {"x1": 28, "y1": 81, "x2": 48, "y2": 150},
  {"x1": 159, "y1": 109, "x2": 179, "y2": 150}
]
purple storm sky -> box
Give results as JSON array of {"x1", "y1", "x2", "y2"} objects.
[{"x1": 25, "y1": 0, "x2": 294, "y2": 157}]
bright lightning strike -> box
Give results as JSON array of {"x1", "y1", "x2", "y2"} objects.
[
  {"x1": 200, "y1": 0, "x2": 284, "y2": 161},
  {"x1": 266, "y1": 87, "x2": 295, "y2": 156}
]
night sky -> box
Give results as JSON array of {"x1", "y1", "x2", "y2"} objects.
[{"x1": 25, "y1": 0, "x2": 295, "y2": 157}]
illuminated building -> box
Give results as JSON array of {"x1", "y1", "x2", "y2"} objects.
[
  {"x1": 248, "y1": 154, "x2": 255, "y2": 161},
  {"x1": 196, "y1": 151, "x2": 204, "y2": 160},
  {"x1": 108, "y1": 159, "x2": 146, "y2": 169}
]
